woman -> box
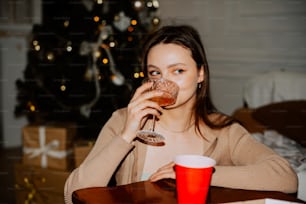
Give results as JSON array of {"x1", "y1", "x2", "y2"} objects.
[{"x1": 64, "y1": 25, "x2": 297, "y2": 204}]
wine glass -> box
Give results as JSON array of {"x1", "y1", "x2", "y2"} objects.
[{"x1": 136, "y1": 78, "x2": 179, "y2": 146}]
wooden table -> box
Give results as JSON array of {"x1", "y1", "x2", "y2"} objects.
[{"x1": 72, "y1": 179, "x2": 304, "y2": 203}]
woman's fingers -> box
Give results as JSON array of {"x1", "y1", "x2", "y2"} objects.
[
  {"x1": 128, "y1": 99, "x2": 162, "y2": 116},
  {"x1": 127, "y1": 84, "x2": 164, "y2": 123},
  {"x1": 149, "y1": 162, "x2": 176, "y2": 182},
  {"x1": 129, "y1": 82, "x2": 164, "y2": 118},
  {"x1": 121, "y1": 82, "x2": 164, "y2": 142},
  {"x1": 160, "y1": 161, "x2": 175, "y2": 170},
  {"x1": 131, "y1": 81, "x2": 164, "y2": 107}
]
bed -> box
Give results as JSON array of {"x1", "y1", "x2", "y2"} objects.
[{"x1": 231, "y1": 71, "x2": 306, "y2": 201}]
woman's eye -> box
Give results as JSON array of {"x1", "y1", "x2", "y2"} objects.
[
  {"x1": 148, "y1": 70, "x2": 160, "y2": 76},
  {"x1": 174, "y1": 69, "x2": 185, "y2": 74}
]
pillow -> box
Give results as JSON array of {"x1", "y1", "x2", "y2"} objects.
[{"x1": 252, "y1": 100, "x2": 306, "y2": 147}]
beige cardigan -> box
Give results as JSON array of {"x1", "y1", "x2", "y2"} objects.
[{"x1": 64, "y1": 108, "x2": 298, "y2": 204}]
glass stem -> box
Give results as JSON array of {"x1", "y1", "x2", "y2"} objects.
[{"x1": 150, "y1": 115, "x2": 156, "y2": 132}]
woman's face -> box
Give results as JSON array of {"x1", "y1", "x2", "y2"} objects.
[{"x1": 146, "y1": 43, "x2": 204, "y2": 107}]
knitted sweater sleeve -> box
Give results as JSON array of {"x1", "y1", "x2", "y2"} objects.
[
  {"x1": 64, "y1": 108, "x2": 134, "y2": 204},
  {"x1": 211, "y1": 124, "x2": 298, "y2": 193}
]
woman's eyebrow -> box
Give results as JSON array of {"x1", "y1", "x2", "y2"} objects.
[
  {"x1": 147, "y1": 64, "x2": 159, "y2": 69},
  {"x1": 168, "y1": 63, "x2": 186, "y2": 68},
  {"x1": 147, "y1": 63, "x2": 187, "y2": 69}
]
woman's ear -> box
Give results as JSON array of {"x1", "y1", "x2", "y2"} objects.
[{"x1": 197, "y1": 65, "x2": 204, "y2": 83}]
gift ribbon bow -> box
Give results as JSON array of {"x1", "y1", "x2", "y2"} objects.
[{"x1": 23, "y1": 126, "x2": 72, "y2": 168}]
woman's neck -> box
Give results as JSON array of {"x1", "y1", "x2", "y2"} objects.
[
  {"x1": 157, "y1": 108, "x2": 194, "y2": 133},
  {"x1": 157, "y1": 93, "x2": 197, "y2": 133}
]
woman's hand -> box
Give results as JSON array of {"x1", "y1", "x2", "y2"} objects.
[
  {"x1": 121, "y1": 81, "x2": 164, "y2": 143},
  {"x1": 149, "y1": 162, "x2": 176, "y2": 182}
]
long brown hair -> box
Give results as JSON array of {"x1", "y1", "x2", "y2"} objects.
[{"x1": 141, "y1": 25, "x2": 235, "y2": 136}]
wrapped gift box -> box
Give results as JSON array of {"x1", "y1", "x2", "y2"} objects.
[
  {"x1": 22, "y1": 122, "x2": 76, "y2": 170},
  {"x1": 14, "y1": 163, "x2": 70, "y2": 204},
  {"x1": 74, "y1": 140, "x2": 94, "y2": 167}
]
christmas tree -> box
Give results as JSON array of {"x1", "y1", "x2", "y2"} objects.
[{"x1": 14, "y1": 0, "x2": 160, "y2": 139}]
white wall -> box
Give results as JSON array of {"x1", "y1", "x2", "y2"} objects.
[
  {"x1": 0, "y1": 0, "x2": 41, "y2": 147},
  {"x1": 159, "y1": 0, "x2": 306, "y2": 114},
  {"x1": 0, "y1": 36, "x2": 29, "y2": 147},
  {"x1": 0, "y1": 37, "x2": 27, "y2": 147}
]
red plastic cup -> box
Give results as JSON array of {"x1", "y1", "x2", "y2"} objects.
[{"x1": 174, "y1": 155, "x2": 216, "y2": 204}]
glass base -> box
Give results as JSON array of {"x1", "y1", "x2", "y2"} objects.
[{"x1": 136, "y1": 130, "x2": 165, "y2": 146}]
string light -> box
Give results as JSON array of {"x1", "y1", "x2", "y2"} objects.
[
  {"x1": 66, "y1": 41, "x2": 72, "y2": 52},
  {"x1": 30, "y1": 105, "x2": 36, "y2": 112},
  {"x1": 102, "y1": 58, "x2": 108, "y2": 64},
  {"x1": 97, "y1": 0, "x2": 103, "y2": 4},
  {"x1": 32, "y1": 40, "x2": 38, "y2": 46},
  {"x1": 152, "y1": 0, "x2": 159, "y2": 8},
  {"x1": 66, "y1": 45, "x2": 72, "y2": 52},
  {"x1": 46, "y1": 52, "x2": 54, "y2": 61},
  {"x1": 134, "y1": 72, "x2": 140, "y2": 78},
  {"x1": 64, "y1": 20, "x2": 69, "y2": 27},
  {"x1": 93, "y1": 16, "x2": 100, "y2": 22},
  {"x1": 127, "y1": 26, "x2": 134, "y2": 32},
  {"x1": 27, "y1": 102, "x2": 36, "y2": 112},
  {"x1": 131, "y1": 19, "x2": 137, "y2": 26},
  {"x1": 109, "y1": 41, "x2": 116, "y2": 48},
  {"x1": 147, "y1": 1, "x2": 153, "y2": 7},
  {"x1": 152, "y1": 17, "x2": 160, "y2": 26},
  {"x1": 95, "y1": 50, "x2": 101, "y2": 58},
  {"x1": 60, "y1": 84, "x2": 66, "y2": 91},
  {"x1": 133, "y1": 0, "x2": 143, "y2": 10},
  {"x1": 98, "y1": 74, "x2": 103, "y2": 80},
  {"x1": 34, "y1": 45, "x2": 40, "y2": 51},
  {"x1": 134, "y1": 71, "x2": 144, "y2": 78},
  {"x1": 111, "y1": 74, "x2": 116, "y2": 81}
]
